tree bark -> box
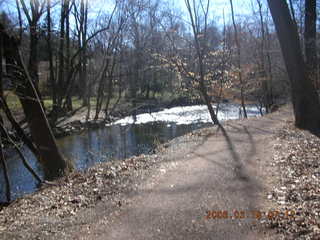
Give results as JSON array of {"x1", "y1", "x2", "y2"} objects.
[
  {"x1": 304, "y1": 0, "x2": 318, "y2": 88},
  {"x1": 1, "y1": 26, "x2": 69, "y2": 180},
  {"x1": 28, "y1": 21, "x2": 40, "y2": 87},
  {"x1": 65, "y1": 0, "x2": 72, "y2": 111},
  {"x1": 256, "y1": 0, "x2": 273, "y2": 112},
  {"x1": 46, "y1": 0, "x2": 57, "y2": 107},
  {"x1": 0, "y1": 31, "x2": 10, "y2": 202},
  {"x1": 267, "y1": 0, "x2": 320, "y2": 132},
  {"x1": 79, "y1": 0, "x2": 88, "y2": 107},
  {"x1": 52, "y1": 0, "x2": 67, "y2": 122},
  {"x1": 0, "y1": 133, "x2": 10, "y2": 202}
]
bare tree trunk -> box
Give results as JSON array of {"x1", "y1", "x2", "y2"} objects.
[
  {"x1": 288, "y1": 0, "x2": 298, "y2": 27},
  {"x1": 52, "y1": 0, "x2": 67, "y2": 122},
  {"x1": 304, "y1": 0, "x2": 318, "y2": 88},
  {"x1": 0, "y1": 123, "x2": 42, "y2": 183},
  {"x1": 20, "y1": 0, "x2": 46, "y2": 89},
  {"x1": 184, "y1": 0, "x2": 219, "y2": 125},
  {"x1": 85, "y1": 75, "x2": 91, "y2": 122},
  {"x1": 298, "y1": 0, "x2": 305, "y2": 49},
  {"x1": 46, "y1": 0, "x2": 57, "y2": 108},
  {"x1": 65, "y1": 0, "x2": 72, "y2": 111},
  {"x1": 2, "y1": 27, "x2": 69, "y2": 180},
  {"x1": 256, "y1": 0, "x2": 273, "y2": 112},
  {"x1": 104, "y1": 79, "x2": 113, "y2": 117},
  {"x1": 0, "y1": 32, "x2": 10, "y2": 202},
  {"x1": 104, "y1": 59, "x2": 117, "y2": 117},
  {"x1": 0, "y1": 96, "x2": 40, "y2": 159},
  {"x1": 80, "y1": 0, "x2": 88, "y2": 107},
  {"x1": 95, "y1": 59, "x2": 109, "y2": 120},
  {"x1": 109, "y1": 49, "x2": 125, "y2": 117},
  {"x1": 109, "y1": 83, "x2": 123, "y2": 117},
  {"x1": 0, "y1": 24, "x2": 2, "y2": 97},
  {"x1": 0, "y1": 133, "x2": 10, "y2": 202},
  {"x1": 15, "y1": 0, "x2": 23, "y2": 41},
  {"x1": 19, "y1": 0, "x2": 46, "y2": 111},
  {"x1": 28, "y1": 21, "x2": 40, "y2": 87},
  {"x1": 265, "y1": 18, "x2": 274, "y2": 108},
  {"x1": 267, "y1": 0, "x2": 320, "y2": 132},
  {"x1": 230, "y1": 0, "x2": 247, "y2": 118},
  {"x1": 1, "y1": 43, "x2": 41, "y2": 186}
]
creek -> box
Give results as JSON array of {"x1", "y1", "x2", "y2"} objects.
[{"x1": 0, "y1": 103, "x2": 263, "y2": 202}]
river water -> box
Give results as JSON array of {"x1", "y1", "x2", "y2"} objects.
[{"x1": 0, "y1": 104, "x2": 263, "y2": 202}]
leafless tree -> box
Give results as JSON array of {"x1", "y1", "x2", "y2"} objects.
[
  {"x1": 20, "y1": 0, "x2": 46, "y2": 87},
  {"x1": 94, "y1": 2, "x2": 123, "y2": 120},
  {"x1": 267, "y1": 0, "x2": 320, "y2": 132},
  {"x1": 229, "y1": 0, "x2": 247, "y2": 118},
  {"x1": 184, "y1": 0, "x2": 219, "y2": 124}
]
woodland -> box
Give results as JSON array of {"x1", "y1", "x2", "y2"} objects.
[{"x1": 0, "y1": 1, "x2": 319, "y2": 236}]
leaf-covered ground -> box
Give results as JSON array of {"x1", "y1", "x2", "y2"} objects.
[
  {"x1": 0, "y1": 153, "x2": 165, "y2": 239},
  {"x1": 265, "y1": 122, "x2": 320, "y2": 240}
]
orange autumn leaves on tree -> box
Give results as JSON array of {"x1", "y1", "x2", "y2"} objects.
[{"x1": 151, "y1": 47, "x2": 234, "y2": 99}]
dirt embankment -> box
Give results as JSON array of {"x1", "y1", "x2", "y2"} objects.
[{"x1": 0, "y1": 105, "x2": 319, "y2": 240}]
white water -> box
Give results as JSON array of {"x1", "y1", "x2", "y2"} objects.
[{"x1": 112, "y1": 104, "x2": 263, "y2": 126}]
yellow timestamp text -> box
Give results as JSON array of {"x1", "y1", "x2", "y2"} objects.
[{"x1": 205, "y1": 210, "x2": 296, "y2": 220}]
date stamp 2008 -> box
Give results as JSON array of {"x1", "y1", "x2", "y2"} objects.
[{"x1": 205, "y1": 210, "x2": 296, "y2": 220}]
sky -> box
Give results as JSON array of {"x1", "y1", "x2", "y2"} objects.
[
  {"x1": 0, "y1": 0, "x2": 266, "y2": 28},
  {"x1": 176, "y1": 0, "x2": 264, "y2": 27},
  {"x1": 85, "y1": 0, "x2": 258, "y2": 17},
  {"x1": 207, "y1": 0, "x2": 254, "y2": 16}
]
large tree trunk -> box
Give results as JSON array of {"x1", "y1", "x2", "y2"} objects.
[
  {"x1": 28, "y1": 22, "x2": 39, "y2": 88},
  {"x1": 0, "y1": 132, "x2": 10, "y2": 202},
  {"x1": 1, "y1": 26, "x2": 69, "y2": 180},
  {"x1": 304, "y1": 0, "x2": 318, "y2": 88},
  {"x1": 65, "y1": 0, "x2": 72, "y2": 112},
  {"x1": 267, "y1": 0, "x2": 320, "y2": 132},
  {"x1": 0, "y1": 31, "x2": 10, "y2": 202}
]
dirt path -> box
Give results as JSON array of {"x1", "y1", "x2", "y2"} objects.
[{"x1": 58, "y1": 108, "x2": 291, "y2": 240}]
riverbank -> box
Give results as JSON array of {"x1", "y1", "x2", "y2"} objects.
[
  {"x1": 2, "y1": 96, "x2": 203, "y2": 139},
  {"x1": 3, "y1": 95, "x2": 266, "y2": 140},
  {"x1": 52, "y1": 100, "x2": 262, "y2": 138},
  {"x1": 0, "y1": 105, "x2": 318, "y2": 239},
  {"x1": 48, "y1": 98, "x2": 202, "y2": 138}
]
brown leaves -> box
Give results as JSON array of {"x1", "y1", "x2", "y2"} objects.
[
  {"x1": 0, "y1": 153, "x2": 160, "y2": 238},
  {"x1": 266, "y1": 124, "x2": 320, "y2": 239}
]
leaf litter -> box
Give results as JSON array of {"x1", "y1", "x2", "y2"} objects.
[{"x1": 265, "y1": 122, "x2": 320, "y2": 240}]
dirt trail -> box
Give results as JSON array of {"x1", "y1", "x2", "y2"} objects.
[{"x1": 63, "y1": 108, "x2": 292, "y2": 240}]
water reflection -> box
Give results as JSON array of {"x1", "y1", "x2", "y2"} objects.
[{"x1": 0, "y1": 121, "x2": 211, "y2": 201}]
